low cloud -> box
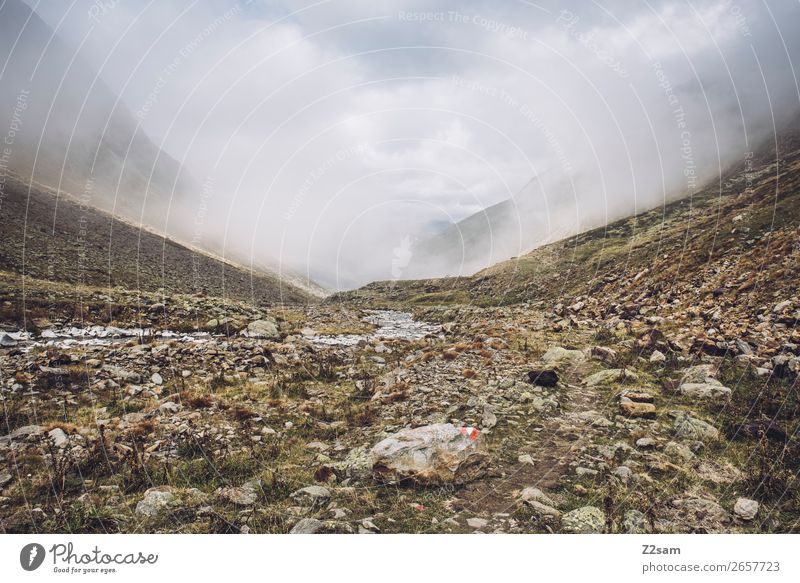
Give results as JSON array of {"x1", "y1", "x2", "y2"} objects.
[{"x1": 7, "y1": 0, "x2": 800, "y2": 289}]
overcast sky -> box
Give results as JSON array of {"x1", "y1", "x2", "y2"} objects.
[{"x1": 21, "y1": 0, "x2": 800, "y2": 289}]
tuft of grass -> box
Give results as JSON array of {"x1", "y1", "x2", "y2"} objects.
[{"x1": 345, "y1": 402, "x2": 378, "y2": 427}]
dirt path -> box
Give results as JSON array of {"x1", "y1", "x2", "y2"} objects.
[{"x1": 454, "y1": 369, "x2": 608, "y2": 517}]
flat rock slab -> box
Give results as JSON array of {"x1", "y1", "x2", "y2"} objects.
[
  {"x1": 541, "y1": 347, "x2": 585, "y2": 368},
  {"x1": 619, "y1": 398, "x2": 656, "y2": 418},
  {"x1": 672, "y1": 412, "x2": 720, "y2": 441},
  {"x1": 678, "y1": 382, "x2": 732, "y2": 401}
]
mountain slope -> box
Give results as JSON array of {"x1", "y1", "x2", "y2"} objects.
[
  {"x1": 0, "y1": 172, "x2": 314, "y2": 326},
  {"x1": 336, "y1": 121, "x2": 800, "y2": 322},
  {"x1": 402, "y1": 191, "x2": 538, "y2": 279},
  {"x1": 0, "y1": 0, "x2": 195, "y2": 224}
]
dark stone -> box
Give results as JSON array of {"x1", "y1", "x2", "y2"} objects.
[
  {"x1": 740, "y1": 420, "x2": 788, "y2": 442},
  {"x1": 692, "y1": 337, "x2": 730, "y2": 357},
  {"x1": 619, "y1": 303, "x2": 641, "y2": 319},
  {"x1": 640, "y1": 328, "x2": 666, "y2": 348},
  {"x1": 527, "y1": 369, "x2": 559, "y2": 387}
]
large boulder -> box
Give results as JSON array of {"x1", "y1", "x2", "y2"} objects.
[
  {"x1": 370, "y1": 423, "x2": 487, "y2": 485},
  {"x1": 670, "y1": 497, "x2": 731, "y2": 531},
  {"x1": 245, "y1": 318, "x2": 279, "y2": 339}
]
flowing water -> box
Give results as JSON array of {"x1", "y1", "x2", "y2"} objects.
[
  {"x1": 2, "y1": 326, "x2": 211, "y2": 352},
  {"x1": 307, "y1": 310, "x2": 440, "y2": 347},
  {"x1": 1, "y1": 310, "x2": 438, "y2": 352}
]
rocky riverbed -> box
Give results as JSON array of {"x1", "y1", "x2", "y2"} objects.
[{"x1": 306, "y1": 310, "x2": 441, "y2": 346}]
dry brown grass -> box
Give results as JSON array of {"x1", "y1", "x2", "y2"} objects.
[
  {"x1": 230, "y1": 405, "x2": 259, "y2": 422},
  {"x1": 345, "y1": 402, "x2": 378, "y2": 427},
  {"x1": 181, "y1": 392, "x2": 214, "y2": 409},
  {"x1": 42, "y1": 421, "x2": 79, "y2": 433},
  {"x1": 129, "y1": 419, "x2": 157, "y2": 437}
]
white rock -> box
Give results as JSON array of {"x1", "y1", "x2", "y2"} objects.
[
  {"x1": 135, "y1": 487, "x2": 175, "y2": 517},
  {"x1": 562, "y1": 506, "x2": 605, "y2": 533},
  {"x1": 466, "y1": 517, "x2": 489, "y2": 529},
  {"x1": 542, "y1": 346, "x2": 585, "y2": 367},
  {"x1": 371, "y1": 423, "x2": 486, "y2": 485},
  {"x1": 680, "y1": 364, "x2": 718, "y2": 384},
  {"x1": 48, "y1": 428, "x2": 69, "y2": 448},
  {"x1": 519, "y1": 487, "x2": 556, "y2": 507},
  {"x1": 245, "y1": 318, "x2": 279, "y2": 339},
  {"x1": 773, "y1": 300, "x2": 792, "y2": 313},
  {"x1": 290, "y1": 518, "x2": 323, "y2": 534},
  {"x1": 678, "y1": 382, "x2": 732, "y2": 401},
  {"x1": 733, "y1": 498, "x2": 759, "y2": 521},
  {"x1": 290, "y1": 485, "x2": 331, "y2": 507}
]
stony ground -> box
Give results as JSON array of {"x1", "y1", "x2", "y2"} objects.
[{"x1": 1, "y1": 281, "x2": 797, "y2": 533}]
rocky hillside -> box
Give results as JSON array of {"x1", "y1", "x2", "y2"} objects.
[
  {"x1": 337, "y1": 123, "x2": 800, "y2": 324},
  {"x1": 0, "y1": 173, "x2": 313, "y2": 331},
  {"x1": 0, "y1": 0, "x2": 196, "y2": 223}
]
